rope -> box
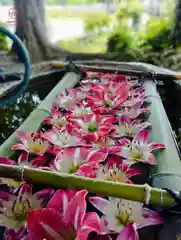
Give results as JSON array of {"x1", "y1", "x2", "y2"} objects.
[{"x1": 0, "y1": 27, "x2": 30, "y2": 107}]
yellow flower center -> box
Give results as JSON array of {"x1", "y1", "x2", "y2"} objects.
[
  {"x1": 105, "y1": 168, "x2": 127, "y2": 183},
  {"x1": 116, "y1": 202, "x2": 134, "y2": 226},
  {"x1": 28, "y1": 140, "x2": 47, "y2": 153},
  {"x1": 12, "y1": 200, "x2": 31, "y2": 221},
  {"x1": 6, "y1": 179, "x2": 24, "y2": 188},
  {"x1": 130, "y1": 147, "x2": 143, "y2": 161},
  {"x1": 55, "y1": 117, "x2": 68, "y2": 128}
]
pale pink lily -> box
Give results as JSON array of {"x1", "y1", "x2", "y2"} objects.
[
  {"x1": 53, "y1": 88, "x2": 84, "y2": 110},
  {"x1": 52, "y1": 147, "x2": 107, "y2": 177},
  {"x1": 42, "y1": 127, "x2": 81, "y2": 149},
  {"x1": 11, "y1": 131, "x2": 50, "y2": 156},
  {"x1": 68, "y1": 103, "x2": 93, "y2": 117},
  {"x1": 95, "y1": 155, "x2": 140, "y2": 183},
  {"x1": 44, "y1": 107, "x2": 69, "y2": 130},
  {"x1": 0, "y1": 184, "x2": 53, "y2": 229},
  {"x1": 111, "y1": 115, "x2": 151, "y2": 138},
  {"x1": 70, "y1": 114, "x2": 116, "y2": 142},
  {"x1": 27, "y1": 190, "x2": 101, "y2": 240},
  {"x1": 113, "y1": 130, "x2": 165, "y2": 165},
  {"x1": 89, "y1": 196, "x2": 163, "y2": 234},
  {"x1": 115, "y1": 102, "x2": 150, "y2": 119},
  {"x1": 86, "y1": 82, "x2": 129, "y2": 114}
]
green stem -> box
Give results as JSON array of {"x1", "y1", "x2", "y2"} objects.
[{"x1": 0, "y1": 164, "x2": 177, "y2": 208}]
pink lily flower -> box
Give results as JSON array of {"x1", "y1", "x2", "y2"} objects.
[
  {"x1": 89, "y1": 196, "x2": 163, "y2": 235},
  {"x1": 51, "y1": 147, "x2": 107, "y2": 177},
  {"x1": 0, "y1": 184, "x2": 53, "y2": 229},
  {"x1": 11, "y1": 131, "x2": 50, "y2": 156},
  {"x1": 44, "y1": 107, "x2": 69, "y2": 130},
  {"x1": 53, "y1": 88, "x2": 85, "y2": 109},
  {"x1": 95, "y1": 155, "x2": 140, "y2": 183},
  {"x1": 115, "y1": 101, "x2": 150, "y2": 119},
  {"x1": 68, "y1": 103, "x2": 93, "y2": 118},
  {"x1": 113, "y1": 130, "x2": 165, "y2": 165},
  {"x1": 111, "y1": 115, "x2": 151, "y2": 138},
  {"x1": 86, "y1": 82, "x2": 129, "y2": 114},
  {"x1": 42, "y1": 127, "x2": 82, "y2": 149},
  {"x1": 70, "y1": 114, "x2": 116, "y2": 142},
  {"x1": 26, "y1": 190, "x2": 101, "y2": 240}
]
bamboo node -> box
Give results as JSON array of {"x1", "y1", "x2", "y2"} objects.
[
  {"x1": 144, "y1": 183, "x2": 152, "y2": 205},
  {"x1": 20, "y1": 166, "x2": 25, "y2": 182}
]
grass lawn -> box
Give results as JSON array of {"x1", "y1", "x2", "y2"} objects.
[
  {"x1": 46, "y1": 8, "x2": 106, "y2": 20},
  {"x1": 56, "y1": 35, "x2": 107, "y2": 53}
]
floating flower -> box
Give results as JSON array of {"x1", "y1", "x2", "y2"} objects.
[
  {"x1": 70, "y1": 114, "x2": 116, "y2": 142},
  {"x1": 95, "y1": 155, "x2": 140, "y2": 183},
  {"x1": 86, "y1": 82, "x2": 129, "y2": 114},
  {"x1": 115, "y1": 101, "x2": 150, "y2": 119},
  {"x1": 26, "y1": 190, "x2": 101, "y2": 240},
  {"x1": 42, "y1": 127, "x2": 81, "y2": 149},
  {"x1": 54, "y1": 88, "x2": 84, "y2": 109},
  {"x1": 68, "y1": 103, "x2": 93, "y2": 117},
  {"x1": 44, "y1": 107, "x2": 69, "y2": 130},
  {"x1": 52, "y1": 147, "x2": 107, "y2": 177},
  {"x1": 11, "y1": 131, "x2": 49, "y2": 156},
  {"x1": 0, "y1": 184, "x2": 53, "y2": 229},
  {"x1": 89, "y1": 196, "x2": 163, "y2": 234},
  {"x1": 112, "y1": 115, "x2": 151, "y2": 138},
  {"x1": 114, "y1": 130, "x2": 165, "y2": 165}
]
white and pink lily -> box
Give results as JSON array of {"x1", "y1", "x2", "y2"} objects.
[
  {"x1": 0, "y1": 184, "x2": 53, "y2": 229},
  {"x1": 52, "y1": 147, "x2": 107, "y2": 177},
  {"x1": 113, "y1": 130, "x2": 165, "y2": 165},
  {"x1": 53, "y1": 88, "x2": 84, "y2": 110},
  {"x1": 114, "y1": 100, "x2": 150, "y2": 119},
  {"x1": 95, "y1": 155, "x2": 140, "y2": 183},
  {"x1": 44, "y1": 107, "x2": 69, "y2": 130},
  {"x1": 11, "y1": 131, "x2": 50, "y2": 156},
  {"x1": 27, "y1": 190, "x2": 101, "y2": 240},
  {"x1": 112, "y1": 115, "x2": 151, "y2": 138},
  {"x1": 70, "y1": 114, "x2": 116, "y2": 142},
  {"x1": 89, "y1": 196, "x2": 163, "y2": 234},
  {"x1": 68, "y1": 103, "x2": 93, "y2": 118},
  {"x1": 42, "y1": 127, "x2": 82, "y2": 150}
]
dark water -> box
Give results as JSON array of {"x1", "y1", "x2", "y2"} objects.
[
  {"x1": 157, "y1": 81, "x2": 181, "y2": 151},
  {"x1": 0, "y1": 71, "x2": 65, "y2": 145}
]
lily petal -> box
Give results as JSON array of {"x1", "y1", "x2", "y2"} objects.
[
  {"x1": 66, "y1": 190, "x2": 88, "y2": 230},
  {"x1": 89, "y1": 197, "x2": 109, "y2": 215},
  {"x1": 76, "y1": 212, "x2": 101, "y2": 240},
  {"x1": 135, "y1": 130, "x2": 149, "y2": 143},
  {"x1": 0, "y1": 157, "x2": 15, "y2": 165},
  {"x1": 117, "y1": 223, "x2": 139, "y2": 240}
]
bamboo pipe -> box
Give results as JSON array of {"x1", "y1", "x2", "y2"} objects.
[{"x1": 0, "y1": 164, "x2": 178, "y2": 208}]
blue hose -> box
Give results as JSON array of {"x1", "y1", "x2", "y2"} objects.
[{"x1": 0, "y1": 27, "x2": 30, "y2": 107}]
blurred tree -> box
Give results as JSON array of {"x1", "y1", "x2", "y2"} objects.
[
  {"x1": 116, "y1": 0, "x2": 143, "y2": 31},
  {"x1": 12, "y1": 0, "x2": 68, "y2": 63},
  {"x1": 172, "y1": 0, "x2": 181, "y2": 48}
]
